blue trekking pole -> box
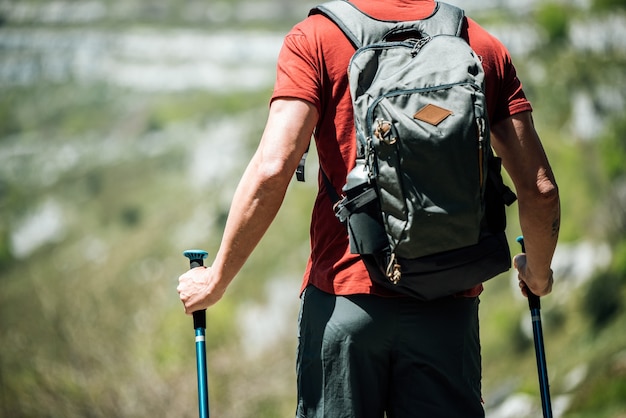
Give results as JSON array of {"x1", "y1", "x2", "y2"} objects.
[
  {"x1": 183, "y1": 249, "x2": 210, "y2": 418},
  {"x1": 516, "y1": 236, "x2": 553, "y2": 418}
]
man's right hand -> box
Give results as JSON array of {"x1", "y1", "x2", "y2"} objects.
[{"x1": 513, "y1": 253, "x2": 554, "y2": 297}]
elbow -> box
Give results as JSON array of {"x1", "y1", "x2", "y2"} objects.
[
  {"x1": 518, "y1": 176, "x2": 560, "y2": 208},
  {"x1": 254, "y1": 158, "x2": 294, "y2": 187},
  {"x1": 537, "y1": 183, "x2": 560, "y2": 214},
  {"x1": 537, "y1": 176, "x2": 559, "y2": 201},
  {"x1": 537, "y1": 168, "x2": 559, "y2": 203},
  {"x1": 517, "y1": 167, "x2": 559, "y2": 203}
]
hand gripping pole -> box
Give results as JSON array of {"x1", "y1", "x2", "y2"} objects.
[
  {"x1": 516, "y1": 237, "x2": 553, "y2": 418},
  {"x1": 183, "y1": 249, "x2": 210, "y2": 418}
]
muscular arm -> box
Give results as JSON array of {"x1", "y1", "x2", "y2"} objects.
[
  {"x1": 178, "y1": 98, "x2": 318, "y2": 313},
  {"x1": 491, "y1": 111, "x2": 560, "y2": 296}
]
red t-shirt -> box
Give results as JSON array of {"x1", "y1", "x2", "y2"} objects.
[{"x1": 271, "y1": 0, "x2": 532, "y2": 297}]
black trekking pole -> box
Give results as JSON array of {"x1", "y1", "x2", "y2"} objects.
[
  {"x1": 183, "y1": 249, "x2": 210, "y2": 418},
  {"x1": 516, "y1": 236, "x2": 553, "y2": 418}
]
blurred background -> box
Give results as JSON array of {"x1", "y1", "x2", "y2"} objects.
[{"x1": 0, "y1": 0, "x2": 625, "y2": 417}]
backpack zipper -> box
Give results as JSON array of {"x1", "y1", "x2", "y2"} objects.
[
  {"x1": 477, "y1": 117, "x2": 486, "y2": 192},
  {"x1": 386, "y1": 252, "x2": 402, "y2": 285}
]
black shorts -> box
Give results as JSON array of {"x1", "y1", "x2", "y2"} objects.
[{"x1": 296, "y1": 285, "x2": 484, "y2": 418}]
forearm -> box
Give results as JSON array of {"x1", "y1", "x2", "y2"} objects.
[
  {"x1": 211, "y1": 157, "x2": 292, "y2": 291},
  {"x1": 208, "y1": 98, "x2": 318, "y2": 293},
  {"x1": 177, "y1": 158, "x2": 292, "y2": 313},
  {"x1": 517, "y1": 176, "x2": 560, "y2": 282},
  {"x1": 491, "y1": 111, "x2": 560, "y2": 292}
]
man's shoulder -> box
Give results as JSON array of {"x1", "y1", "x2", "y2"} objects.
[{"x1": 465, "y1": 17, "x2": 508, "y2": 54}]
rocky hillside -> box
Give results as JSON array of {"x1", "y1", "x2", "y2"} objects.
[{"x1": 1, "y1": 1, "x2": 625, "y2": 417}]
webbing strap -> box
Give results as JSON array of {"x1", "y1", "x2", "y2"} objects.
[
  {"x1": 296, "y1": 149, "x2": 308, "y2": 182},
  {"x1": 309, "y1": 1, "x2": 465, "y2": 49},
  {"x1": 488, "y1": 156, "x2": 518, "y2": 206},
  {"x1": 333, "y1": 187, "x2": 377, "y2": 223},
  {"x1": 321, "y1": 168, "x2": 341, "y2": 204}
]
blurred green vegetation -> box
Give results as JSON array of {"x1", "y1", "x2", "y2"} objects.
[
  {"x1": 535, "y1": 3, "x2": 571, "y2": 45},
  {"x1": 593, "y1": 0, "x2": 626, "y2": 10},
  {"x1": 1, "y1": 1, "x2": 625, "y2": 417}
]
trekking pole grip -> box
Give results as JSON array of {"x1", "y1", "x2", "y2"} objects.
[
  {"x1": 516, "y1": 236, "x2": 541, "y2": 309},
  {"x1": 183, "y1": 250, "x2": 209, "y2": 329},
  {"x1": 183, "y1": 249, "x2": 210, "y2": 418},
  {"x1": 516, "y1": 236, "x2": 553, "y2": 417}
]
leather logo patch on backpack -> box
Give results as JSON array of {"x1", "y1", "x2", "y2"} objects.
[{"x1": 413, "y1": 104, "x2": 453, "y2": 126}]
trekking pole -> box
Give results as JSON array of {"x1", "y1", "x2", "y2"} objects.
[
  {"x1": 183, "y1": 249, "x2": 210, "y2": 418},
  {"x1": 516, "y1": 237, "x2": 553, "y2": 418}
]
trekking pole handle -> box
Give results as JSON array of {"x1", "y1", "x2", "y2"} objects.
[
  {"x1": 516, "y1": 236, "x2": 553, "y2": 418},
  {"x1": 183, "y1": 250, "x2": 209, "y2": 329},
  {"x1": 516, "y1": 236, "x2": 541, "y2": 310},
  {"x1": 182, "y1": 249, "x2": 210, "y2": 418}
]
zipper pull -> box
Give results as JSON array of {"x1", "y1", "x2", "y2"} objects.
[
  {"x1": 410, "y1": 36, "x2": 430, "y2": 57},
  {"x1": 385, "y1": 253, "x2": 402, "y2": 285},
  {"x1": 374, "y1": 119, "x2": 396, "y2": 145},
  {"x1": 477, "y1": 117, "x2": 486, "y2": 188}
]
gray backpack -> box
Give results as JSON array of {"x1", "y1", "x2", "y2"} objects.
[{"x1": 308, "y1": 1, "x2": 517, "y2": 300}]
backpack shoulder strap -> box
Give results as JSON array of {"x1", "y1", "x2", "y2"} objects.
[{"x1": 309, "y1": 1, "x2": 465, "y2": 48}]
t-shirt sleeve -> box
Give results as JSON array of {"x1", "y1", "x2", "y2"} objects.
[
  {"x1": 492, "y1": 42, "x2": 533, "y2": 123},
  {"x1": 466, "y1": 18, "x2": 533, "y2": 125},
  {"x1": 271, "y1": 25, "x2": 323, "y2": 116}
]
